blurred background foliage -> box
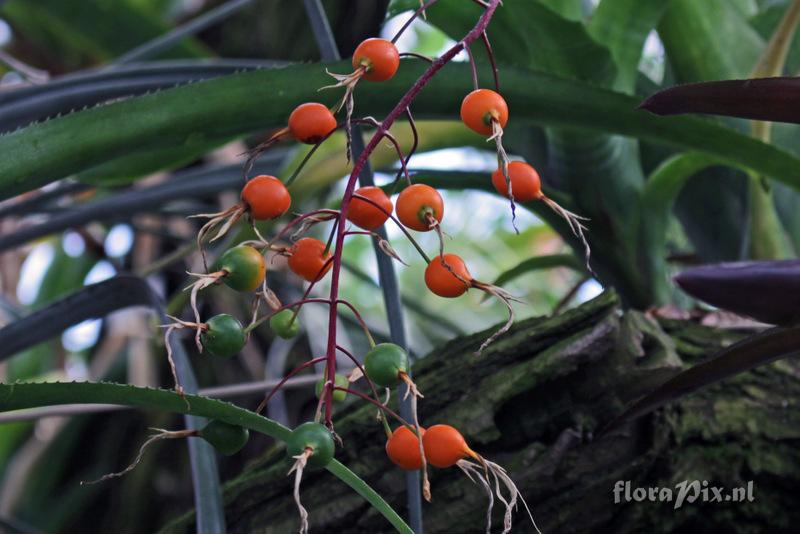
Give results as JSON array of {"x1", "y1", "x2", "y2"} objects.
[{"x1": 0, "y1": 0, "x2": 798, "y2": 531}]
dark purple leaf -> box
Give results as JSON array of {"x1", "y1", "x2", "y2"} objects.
[
  {"x1": 640, "y1": 77, "x2": 800, "y2": 124},
  {"x1": 604, "y1": 324, "x2": 800, "y2": 432},
  {"x1": 674, "y1": 260, "x2": 800, "y2": 326}
]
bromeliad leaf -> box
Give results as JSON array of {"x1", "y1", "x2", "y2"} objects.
[
  {"x1": 605, "y1": 324, "x2": 800, "y2": 431},
  {"x1": 0, "y1": 381, "x2": 413, "y2": 534},
  {"x1": 640, "y1": 77, "x2": 800, "y2": 123},
  {"x1": 674, "y1": 260, "x2": 800, "y2": 326}
]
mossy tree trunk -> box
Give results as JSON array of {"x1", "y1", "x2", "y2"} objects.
[{"x1": 163, "y1": 292, "x2": 800, "y2": 533}]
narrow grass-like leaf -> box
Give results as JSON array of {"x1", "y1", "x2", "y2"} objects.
[
  {"x1": 3, "y1": 62, "x2": 800, "y2": 200},
  {"x1": 492, "y1": 254, "x2": 583, "y2": 287},
  {"x1": 0, "y1": 381, "x2": 413, "y2": 534},
  {"x1": 113, "y1": 0, "x2": 257, "y2": 64},
  {"x1": 0, "y1": 157, "x2": 283, "y2": 252},
  {"x1": 605, "y1": 324, "x2": 800, "y2": 431},
  {"x1": 0, "y1": 60, "x2": 287, "y2": 132},
  {"x1": 0, "y1": 276, "x2": 156, "y2": 359}
]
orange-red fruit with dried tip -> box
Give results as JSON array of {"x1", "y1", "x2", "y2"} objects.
[
  {"x1": 396, "y1": 184, "x2": 444, "y2": 231},
  {"x1": 288, "y1": 102, "x2": 337, "y2": 144},
  {"x1": 460, "y1": 89, "x2": 509, "y2": 136},
  {"x1": 422, "y1": 424, "x2": 471, "y2": 468},
  {"x1": 241, "y1": 175, "x2": 291, "y2": 220},
  {"x1": 425, "y1": 254, "x2": 471, "y2": 298},
  {"x1": 348, "y1": 186, "x2": 393, "y2": 230},
  {"x1": 491, "y1": 161, "x2": 543, "y2": 202},
  {"x1": 288, "y1": 237, "x2": 333, "y2": 282},
  {"x1": 352, "y1": 38, "x2": 400, "y2": 82},
  {"x1": 386, "y1": 426, "x2": 426, "y2": 471}
]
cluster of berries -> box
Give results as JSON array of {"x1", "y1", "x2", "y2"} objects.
[{"x1": 104, "y1": 4, "x2": 565, "y2": 532}]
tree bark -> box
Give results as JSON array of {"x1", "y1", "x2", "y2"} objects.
[{"x1": 162, "y1": 292, "x2": 800, "y2": 533}]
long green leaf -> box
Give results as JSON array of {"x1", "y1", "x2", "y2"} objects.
[
  {"x1": 638, "y1": 152, "x2": 721, "y2": 303},
  {"x1": 0, "y1": 381, "x2": 413, "y2": 534},
  {"x1": 391, "y1": 0, "x2": 617, "y2": 84},
  {"x1": 492, "y1": 254, "x2": 583, "y2": 287},
  {"x1": 587, "y1": 0, "x2": 668, "y2": 92},
  {"x1": 1, "y1": 0, "x2": 208, "y2": 64},
  {"x1": 2, "y1": 61, "x2": 800, "y2": 199}
]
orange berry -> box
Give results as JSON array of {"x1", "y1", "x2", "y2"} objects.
[
  {"x1": 348, "y1": 186, "x2": 393, "y2": 230},
  {"x1": 422, "y1": 424, "x2": 471, "y2": 468},
  {"x1": 352, "y1": 38, "x2": 400, "y2": 82},
  {"x1": 396, "y1": 184, "x2": 444, "y2": 231},
  {"x1": 288, "y1": 237, "x2": 333, "y2": 282},
  {"x1": 460, "y1": 89, "x2": 509, "y2": 136},
  {"x1": 424, "y1": 254, "x2": 471, "y2": 298},
  {"x1": 386, "y1": 426, "x2": 426, "y2": 471},
  {"x1": 491, "y1": 161, "x2": 542, "y2": 202},
  {"x1": 241, "y1": 175, "x2": 291, "y2": 220},
  {"x1": 288, "y1": 102, "x2": 337, "y2": 144}
]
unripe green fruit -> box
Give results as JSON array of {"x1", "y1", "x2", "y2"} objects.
[
  {"x1": 216, "y1": 245, "x2": 266, "y2": 292},
  {"x1": 286, "y1": 422, "x2": 335, "y2": 469},
  {"x1": 199, "y1": 420, "x2": 249, "y2": 455},
  {"x1": 200, "y1": 314, "x2": 246, "y2": 358},
  {"x1": 364, "y1": 343, "x2": 409, "y2": 388},
  {"x1": 270, "y1": 309, "x2": 300, "y2": 339},
  {"x1": 315, "y1": 373, "x2": 349, "y2": 403}
]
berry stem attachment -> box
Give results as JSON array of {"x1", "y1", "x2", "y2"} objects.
[
  {"x1": 463, "y1": 41, "x2": 480, "y2": 91},
  {"x1": 481, "y1": 31, "x2": 500, "y2": 93},
  {"x1": 391, "y1": 0, "x2": 441, "y2": 43},
  {"x1": 399, "y1": 52, "x2": 434, "y2": 63},
  {"x1": 333, "y1": 387, "x2": 414, "y2": 428},
  {"x1": 256, "y1": 356, "x2": 327, "y2": 414},
  {"x1": 351, "y1": 193, "x2": 431, "y2": 263},
  {"x1": 284, "y1": 122, "x2": 348, "y2": 187},
  {"x1": 395, "y1": 108, "x2": 420, "y2": 184}
]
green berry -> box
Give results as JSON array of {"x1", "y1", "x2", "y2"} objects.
[
  {"x1": 200, "y1": 314, "x2": 246, "y2": 358},
  {"x1": 286, "y1": 422, "x2": 335, "y2": 469},
  {"x1": 315, "y1": 373, "x2": 349, "y2": 403},
  {"x1": 199, "y1": 420, "x2": 250, "y2": 455},
  {"x1": 364, "y1": 343, "x2": 409, "y2": 388},
  {"x1": 216, "y1": 245, "x2": 266, "y2": 292},
  {"x1": 270, "y1": 309, "x2": 300, "y2": 339}
]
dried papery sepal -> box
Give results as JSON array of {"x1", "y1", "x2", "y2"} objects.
[
  {"x1": 288, "y1": 448, "x2": 312, "y2": 534},
  {"x1": 184, "y1": 270, "x2": 226, "y2": 344},
  {"x1": 457, "y1": 460, "x2": 495, "y2": 534},
  {"x1": 456, "y1": 456, "x2": 541, "y2": 534},
  {"x1": 190, "y1": 205, "x2": 245, "y2": 269},
  {"x1": 242, "y1": 126, "x2": 290, "y2": 178},
  {"x1": 489, "y1": 118, "x2": 519, "y2": 233},
  {"x1": 540, "y1": 195, "x2": 593, "y2": 275},
  {"x1": 471, "y1": 280, "x2": 524, "y2": 354},
  {"x1": 399, "y1": 371, "x2": 430, "y2": 501},
  {"x1": 320, "y1": 67, "x2": 365, "y2": 160},
  {"x1": 82, "y1": 428, "x2": 197, "y2": 485}
]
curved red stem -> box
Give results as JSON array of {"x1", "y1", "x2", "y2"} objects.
[{"x1": 322, "y1": 0, "x2": 503, "y2": 426}]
